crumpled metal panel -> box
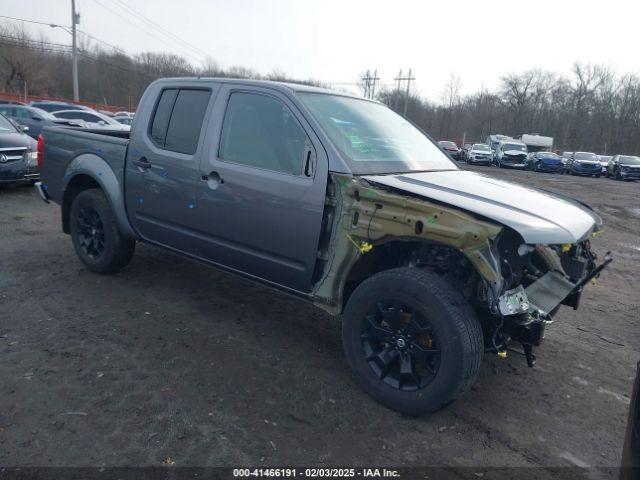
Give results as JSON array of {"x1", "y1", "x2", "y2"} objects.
[{"x1": 525, "y1": 271, "x2": 575, "y2": 315}]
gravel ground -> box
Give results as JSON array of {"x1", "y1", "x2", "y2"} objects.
[{"x1": 0, "y1": 166, "x2": 638, "y2": 475}]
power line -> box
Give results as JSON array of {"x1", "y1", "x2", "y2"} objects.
[
  {"x1": 77, "y1": 29, "x2": 128, "y2": 56},
  {"x1": 107, "y1": 0, "x2": 210, "y2": 59},
  {"x1": 0, "y1": 14, "x2": 65, "y2": 28},
  {"x1": 89, "y1": 0, "x2": 204, "y2": 64},
  {"x1": 0, "y1": 35, "x2": 154, "y2": 80}
]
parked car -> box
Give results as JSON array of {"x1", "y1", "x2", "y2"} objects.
[
  {"x1": 28, "y1": 101, "x2": 93, "y2": 113},
  {"x1": 36, "y1": 78, "x2": 609, "y2": 416},
  {"x1": 465, "y1": 143, "x2": 493, "y2": 165},
  {"x1": 0, "y1": 113, "x2": 38, "y2": 184},
  {"x1": 525, "y1": 151, "x2": 563, "y2": 173},
  {"x1": 494, "y1": 140, "x2": 528, "y2": 168},
  {"x1": 598, "y1": 155, "x2": 612, "y2": 173},
  {"x1": 605, "y1": 155, "x2": 640, "y2": 181},
  {"x1": 113, "y1": 116, "x2": 133, "y2": 126},
  {"x1": 566, "y1": 152, "x2": 602, "y2": 177},
  {"x1": 52, "y1": 110, "x2": 130, "y2": 131},
  {"x1": 461, "y1": 143, "x2": 473, "y2": 161},
  {"x1": 438, "y1": 140, "x2": 462, "y2": 160},
  {"x1": 0, "y1": 104, "x2": 85, "y2": 139}
]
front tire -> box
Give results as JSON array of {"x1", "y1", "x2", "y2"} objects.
[
  {"x1": 342, "y1": 267, "x2": 483, "y2": 415},
  {"x1": 70, "y1": 189, "x2": 135, "y2": 274}
]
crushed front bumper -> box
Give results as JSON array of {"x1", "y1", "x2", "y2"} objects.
[
  {"x1": 499, "y1": 253, "x2": 612, "y2": 319},
  {"x1": 495, "y1": 252, "x2": 612, "y2": 366}
]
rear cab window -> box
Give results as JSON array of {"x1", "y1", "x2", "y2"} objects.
[{"x1": 149, "y1": 88, "x2": 211, "y2": 155}]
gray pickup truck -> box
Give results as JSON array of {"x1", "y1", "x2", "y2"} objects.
[{"x1": 35, "y1": 78, "x2": 610, "y2": 415}]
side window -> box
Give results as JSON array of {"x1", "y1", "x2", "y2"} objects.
[
  {"x1": 150, "y1": 89, "x2": 178, "y2": 147},
  {"x1": 164, "y1": 89, "x2": 211, "y2": 155},
  {"x1": 17, "y1": 108, "x2": 31, "y2": 119},
  {"x1": 219, "y1": 92, "x2": 308, "y2": 176}
]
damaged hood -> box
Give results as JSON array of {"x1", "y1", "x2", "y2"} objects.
[{"x1": 362, "y1": 170, "x2": 602, "y2": 244}]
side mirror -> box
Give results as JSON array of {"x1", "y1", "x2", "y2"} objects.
[
  {"x1": 98, "y1": 120, "x2": 106, "y2": 126},
  {"x1": 20, "y1": 125, "x2": 29, "y2": 133}
]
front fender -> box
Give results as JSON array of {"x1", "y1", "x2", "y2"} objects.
[{"x1": 63, "y1": 154, "x2": 136, "y2": 238}]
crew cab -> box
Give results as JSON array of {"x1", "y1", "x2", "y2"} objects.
[{"x1": 35, "y1": 78, "x2": 610, "y2": 415}]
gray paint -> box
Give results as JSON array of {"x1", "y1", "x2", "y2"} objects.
[{"x1": 364, "y1": 170, "x2": 601, "y2": 244}]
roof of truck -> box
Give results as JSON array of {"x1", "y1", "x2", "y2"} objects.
[{"x1": 152, "y1": 77, "x2": 368, "y2": 100}]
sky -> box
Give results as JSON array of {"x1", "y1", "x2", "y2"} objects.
[{"x1": 2, "y1": 0, "x2": 640, "y2": 102}]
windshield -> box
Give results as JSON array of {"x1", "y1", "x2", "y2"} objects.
[
  {"x1": 574, "y1": 152, "x2": 598, "y2": 161},
  {"x1": 539, "y1": 152, "x2": 560, "y2": 159},
  {"x1": 298, "y1": 93, "x2": 456, "y2": 174},
  {"x1": 438, "y1": 141, "x2": 457, "y2": 149},
  {"x1": 0, "y1": 114, "x2": 18, "y2": 132},
  {"x1": 504, "y1": 143, "x2": 526, "y2": 152},
  {"x1": 472, "y1": 144, "x2": 490, "y2": 151},
  {"x1": 619, "y1": 156, "x2": 640, "y2": 165}
]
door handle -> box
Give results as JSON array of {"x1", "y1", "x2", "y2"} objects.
[
  {"x1": 132, "y1": 157, "x2": 151, "y2": 170},
  {"x1": 202, "y1": 171, "x2": 224, "y2": 190}
]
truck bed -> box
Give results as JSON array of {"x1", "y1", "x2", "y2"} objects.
[{"x1": 40, "y1": 126, "x2": 130, "y2": 205}]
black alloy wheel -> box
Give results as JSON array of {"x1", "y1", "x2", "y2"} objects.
[
  {"x1": 361, "y1": 300, "x2": 441, "y2": 392},
  {"x1": 76, "y1": 206, "x2": 105, "y2": 260}
]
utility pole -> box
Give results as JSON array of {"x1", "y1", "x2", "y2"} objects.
[
  {"x1": 369, "y1": 69, "x2": 379, "y2": 99},
  {"x1": 394, "y1": 68, "x2": 415, "y2": 117},
  {"x1": 362, "y1": 70, "x2": 371, "y2": 99},
  {"x1": 71, "y1": 0, "x2": 79, "y2": 101}
]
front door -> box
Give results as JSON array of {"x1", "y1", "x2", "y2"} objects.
[
  {"x1": 125, "y1": 86, "x2": 218, "y2": 251},
  {"x1": 193, "y1": 86, "x2": 328, "y2": 292}
]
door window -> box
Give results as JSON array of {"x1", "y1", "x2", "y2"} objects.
[
  {"x1": 164, "y1": 90, "x2": 211, "y2": 154},
  {"x1": 219, "y1": 92, "x2": 308, "y2": 176},
  {"x1": 149, "y1": 88, "x2": 211, "y2": 155},
  {"x1": 16, "y1": 108, "x2": 32, "y2": 119},
  {"x1": 150, "y1": 89, "x2": 178, "y2": 147}
]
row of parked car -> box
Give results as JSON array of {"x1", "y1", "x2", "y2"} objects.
[
  {"x1": 0, "y1": 99, "x2": 135, "y2": 185},
  {"x1": 0, "y1": 99, "x2": 134, "y2": 139},
  {"x1": 437, "y1": 139, "x2": 640, "y2": 181}
]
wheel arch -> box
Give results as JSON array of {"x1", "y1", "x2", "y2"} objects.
[
  {"x1": 61, "y1": 154, "x2": 136, "y2": 238},
  {"x1": 339, "y1": 239, "x2": 490, "y2": 314}
]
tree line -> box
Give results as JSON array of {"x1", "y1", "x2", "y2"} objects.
[
  {"x1": 379, "y1": 65, "x2": 640, "y2": 155},
  {"x1": 2, "y1": 22, "x2": 639, "y2": 154},
  {"x1": 0, "y1": 23, "x2": 322, "y2": 111}
]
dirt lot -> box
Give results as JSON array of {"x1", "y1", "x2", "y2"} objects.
[{"x1": 0, "y1": 166, "x2": 638, "y2": 474}]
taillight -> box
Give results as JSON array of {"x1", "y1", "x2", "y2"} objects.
[{"x1": 37, "y1": 134, "x2": 44, "y2": 168}]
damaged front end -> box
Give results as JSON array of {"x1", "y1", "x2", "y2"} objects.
[
  {"x1": 311, "y1": 173, "x2": 612, "y2": 368},
  {"x1": 493, "y1": 236, "x2": 612, "y2": 366}
]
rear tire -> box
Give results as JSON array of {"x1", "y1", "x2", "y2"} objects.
[
  {"x1": 70, "y1": 189, "x2": 135, "y2": 274},
  {"x1": 342, "y1": 267, "x2": 483, "y2": 415}
]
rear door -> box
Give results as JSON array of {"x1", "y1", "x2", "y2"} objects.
[
  {"x1": 124, "y1": 85, "x2": 219, "y2": 252},
  {"x1": 192, "y1": 85, "x2": 328, "y2": 292}
]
